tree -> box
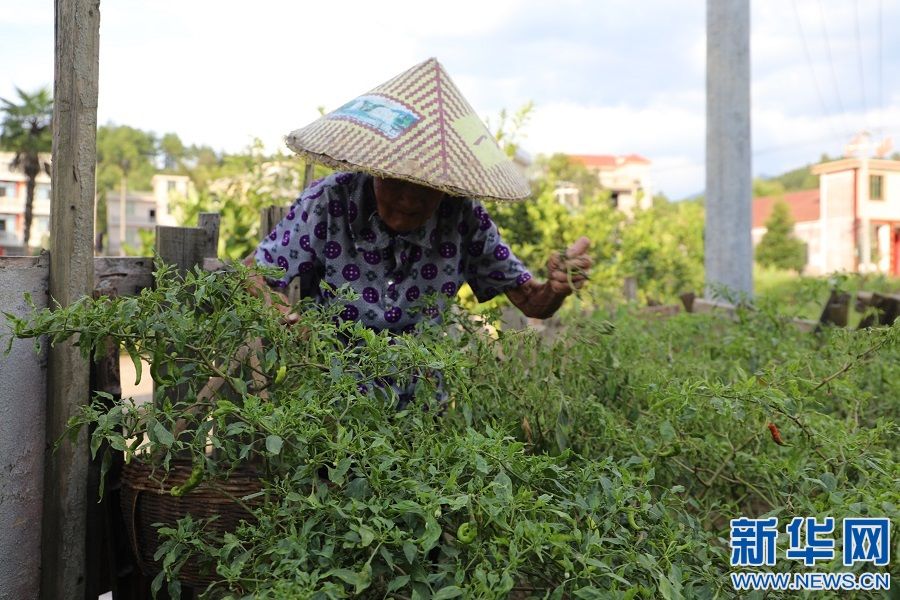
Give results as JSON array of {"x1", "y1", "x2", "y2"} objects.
[
  {"x1": 95, "y1": 124, "x2": 157, "y2": 252},
  {"x1": 0, "y1": 87, "x2": 53, "y2": 249},
  {"x1": 755, "y1": 200, "x2": 807, "y2": 273},
  {"x1": 160, "y1": 132, "x2": 186, "y2": 172}
]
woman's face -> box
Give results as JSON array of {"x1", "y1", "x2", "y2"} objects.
[{"x1": 373, "y1": 177, "x2": 444, "y2": 233}]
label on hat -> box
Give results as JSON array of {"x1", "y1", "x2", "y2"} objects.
[
  {"x1": 329, "y1": 94, "x2": 421, "y2": 140},
  {"x1": 451, "y1": 113, "x2": 507, "y2": 170}
]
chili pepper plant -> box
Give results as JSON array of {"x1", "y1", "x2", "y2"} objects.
[{"x1": 5, "y1": 262, "x2": 898, "y2": 599}]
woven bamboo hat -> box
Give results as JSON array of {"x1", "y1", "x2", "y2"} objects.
[{"x1": 285, "y1": 58, "x2": 530, "y2": 202}]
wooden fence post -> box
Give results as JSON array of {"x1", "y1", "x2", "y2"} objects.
[
  {"x1": 155, "y1": 213, "x2": 220, "y2": 276},
  {"x1": 42, "y1": 0, "x2": 100, "y2": 598},
  {"x1": 260, "y1": 206, "x2": 301, "y2": 304}
]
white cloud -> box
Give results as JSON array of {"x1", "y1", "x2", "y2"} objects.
[{"x1": 2, "y1": 0, "x2": 899, "y2": 200}]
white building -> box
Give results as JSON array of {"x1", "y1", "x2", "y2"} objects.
[
  {"x1": 0, "y1": 151, "x2": 51, "y2": 255},
  {"x1": 752, "y1": 156, "x2": 900, "y2": 275},
  {"x1": 562, "y1": 154, "x2": 653, "y2": 216},
  {"x1": 105, "y1": 174, "x2": 190, "y2": 255}
]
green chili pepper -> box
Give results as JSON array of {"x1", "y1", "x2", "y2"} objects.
[
  {"x1": 170, "y1": 462, "x2": 204, "y2": 497},
  {"x1": 273, "y1": 364, "x2": 287, "y2": 385},
  {"x1": 626, "y1": 509, "x2": 641, "y2": 531},
  {"x1": 456, "y1": 522, "x2": 477, "y2": 544}
]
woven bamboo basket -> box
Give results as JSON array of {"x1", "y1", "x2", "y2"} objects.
[{"x1": 120, "y1": 459, "x2": 264, "y2": 588}]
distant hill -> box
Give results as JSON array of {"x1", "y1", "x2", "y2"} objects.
[{"x1": 753, "y1": 155, "x2": 831, "y2": 197}]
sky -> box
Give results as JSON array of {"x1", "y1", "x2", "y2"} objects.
[{"x1": 1, "y1": 0, "x2": 899, "y2": 199}]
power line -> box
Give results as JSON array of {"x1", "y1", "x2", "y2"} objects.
[
  {"x1": 815, "y1": 0, "x2": 853, "y2": 136},
  {"x1": 853, "y1": 0, "x2": 868, "y2": 128},
  {"x1": 791, "y1": 0, "x2": 845, "y2": 148},
  {"x1": 878, "y1": 0, "x2": 884, "y2": 137}
]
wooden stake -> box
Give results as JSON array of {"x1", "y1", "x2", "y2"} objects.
[{"x1": 43, "y1": 0, "x2": 100, "y2": 598}]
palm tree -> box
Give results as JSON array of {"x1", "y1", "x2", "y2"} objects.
[{"x1": 0, "y1": 87, "x2": 53, "y2": 250}]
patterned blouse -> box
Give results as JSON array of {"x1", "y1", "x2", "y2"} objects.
[{"x1": 255, "y1": 171, "x2": 532, "y2": 333}]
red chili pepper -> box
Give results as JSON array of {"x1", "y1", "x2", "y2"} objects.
[{"x1": 767, "y1": 422, "x2": 785, "y2": 446}]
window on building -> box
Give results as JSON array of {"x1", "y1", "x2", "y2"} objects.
[
  {"x1": 0, "y1": 219, "x2": 6, "y2": 231},
  {"x1": 870, "y1": 175, "x2": 884, "y2": 201},
  {"x1": 168, "y1": 180, "x2": 177, "y2": 193},
  {"x1": 36, "y1": 185, "x2": 50, "y2": 201},
  {"x1": 149, "y1": 208, "x2": 156, "y2": 220},
  {"x1": 0, "y1": 186, "x2": 6, "y2": 198}
]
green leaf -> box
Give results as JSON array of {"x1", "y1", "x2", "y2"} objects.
[
  {"x1": 153, "y1": 421, "x2": 175, "y2": 447},
  {"x1": 387, "y1": 575, "x2": 410, "y2": 593},
  {"x1": 331, "y1": 565, "x2": 371, "y2": 594},
  {"x1": 421, "y1": 515, "x2": 442, "y2": 551},
  {"x1": 266, "y1": 434, "x2": 283, "y2": 455},
  {"x1": 403, "y1": 541, "x2": 417, "y2": 564},
  {"x1": 433, "y1": 586, "x2": 464, "y2": 599},
  {"x1": 357, "y1": 525, "x2": 375, "y2": 547}
]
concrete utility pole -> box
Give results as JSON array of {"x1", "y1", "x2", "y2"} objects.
[{"x1": 706, "y1": 0, "x2": 752, "y2": 298}]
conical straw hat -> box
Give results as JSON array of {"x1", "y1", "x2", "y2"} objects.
[{"x1": 285, "y1": 58, "x2": 530, "y2": 201}]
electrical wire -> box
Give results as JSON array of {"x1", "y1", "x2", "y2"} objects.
[
  {"x1": 815, "y1": 0, "x2": 853, "y2": 136},
  {"x1": 853, "y1": 0, "x2": 868, "y2": 129},
  {"x1": 878, "y1": 0, "x2": 884, "y2": 138},
  {"x1": 791, "y1": 0, "x2": 845, "y2": 148}
]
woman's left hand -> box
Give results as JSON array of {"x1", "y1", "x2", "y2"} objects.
[{"x1": 547, "y1": 236, "x2": 593, "y2": 295}]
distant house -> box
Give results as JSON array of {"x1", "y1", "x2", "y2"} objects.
[
  {"x1": 564, "y1": 154, "x2": 653, "y2": 216},
  {"x1": 0, "y1": 151, "x2": 52, "y2": 255},
  {"x1": 752, "y1": 157, "x2": 900, "y2": 275},
  {"x1": 105, "y1": 174, "x2": 190, "y2": 255}
]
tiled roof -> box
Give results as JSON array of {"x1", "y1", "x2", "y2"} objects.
[
  {"x1": 569, "y1": 154, "x2": 651, "y2": 168},
  {"x1": 752, "y1": 189, "x2": 820, "y2": 228}
]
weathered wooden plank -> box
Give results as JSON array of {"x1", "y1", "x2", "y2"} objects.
[
  {"x1": 48, "y1": 0, "x2": 100, "y2": 588},
  {"x1": 155, "y1": 223, "x2": 220, "y2": 412},
  {"x1": 858, "y1": 292, "x2": 900, "y2": 329},
  {"x1": 679, "y1": 292, "x2": 696, "y2": 313},
  {"x1": 639, "y1": 304, "x2": 682, "y2": 318},
  {"x1": 0, "y1": 255, "x2": 49, "y2": 600},
  {"x1": 691, "y1": 298, "x2": 739, "y2": 319},
  {"x1": 43, "y1": 0, "x2": 101, "y2": 598},
  {"x1": 818, "y1": 289, "x2": 850, "y2": 327},
  {"x1": 94, "y1": 256, "x2": 155, "y2": 297}
]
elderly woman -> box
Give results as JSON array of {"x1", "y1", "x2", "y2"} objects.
[{"x1": 248, "y1": 58, "x2": 591, "y2": 404}]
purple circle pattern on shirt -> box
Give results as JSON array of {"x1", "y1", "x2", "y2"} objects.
[
  {"x1": 254, "y1": 172, "x2": 532, "y2": 335},
  {"x1": 328, "y1": 199, "x2": 345, "y2": 217},
  {"x1": 341, "y1": 304, "x2": 359, "y2": 320},
  {"x1": 324, "y1": 241, "x2": 342, "y2": 259},
  {"x1": 342, "y1": 264, "x2": 360, "y2": 281},
  {"x1": 439, "y1": 242, "x2": 457, "y2": 258},
  {"x1": 421, "y1": 263, "x2": 438, "y2": 280},
  {"x1": 281, "y1": 231, "x2": 291, "y2": 246}
]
